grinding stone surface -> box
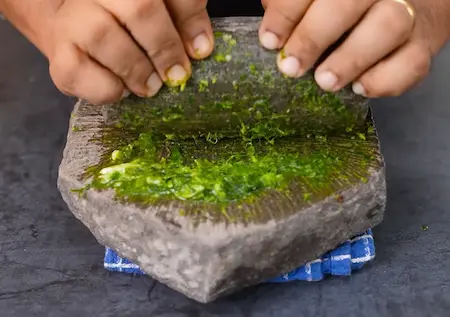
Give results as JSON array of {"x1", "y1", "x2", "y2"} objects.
[
  {"x1": 58, "y1": 98, "x2": 386, "y2": 303},
  {"x1": 57, "y1": 17, "x2": 386, "y2": 303}
]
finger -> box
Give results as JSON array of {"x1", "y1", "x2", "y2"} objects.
[
  {"x1": 259, "y1": 0, "x2": 312, "y2": 50},
  {"x1": 351, "y1": 41, "x2": 431, "y2": 97},
  {"x1": 314, "y1": 0, "x2": 415, "y2": 91},
  {"x1": 278, "y1": 0, "x2": 376, "y2": 78},
  {"x1": 100, "y1": 0, "x2": 191, "y2": 87},
  {"x1": 71, "y1": 4, "x2": 161, "y2": 97},
  {"x1": 165, "y1": 0, "x2": 214, "y2": 60},
  {"x1": 49, "y1": 42, "x2": 125, "y2": 105}
]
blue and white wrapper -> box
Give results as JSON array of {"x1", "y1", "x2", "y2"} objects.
[{"x1": 104, "y1": 229, "x2": 375, "y2": 282}]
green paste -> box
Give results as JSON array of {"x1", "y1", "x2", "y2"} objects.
[
  {"x1": 74, "y1": 32, "x2": 378, "y2": 209},
  {"x1": 78, "y1": 118, "x2": 377, "y2": 207}
]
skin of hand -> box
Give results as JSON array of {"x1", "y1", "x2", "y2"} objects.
[
  {"x1": 258, "y1": 0, "x2": 450, "y2": 97},
  {"x1": 0, "y1": 0, "x2": 215, "y2": 105}
]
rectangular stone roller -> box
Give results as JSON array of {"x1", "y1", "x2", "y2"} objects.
[{"x1": 110, "y1": 17, "x2": 369, "y2": 140}]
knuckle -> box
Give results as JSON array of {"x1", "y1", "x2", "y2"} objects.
[
  {"x1": 131, "y1": 60, "x2": 153, "y2": 80},
  {"x1": 290, "y1": 32, "x2": 321, "y2": 57},
  {"x1": 121, "y1": 61, "x2": 153, "y2": 90},
  {"x1": 126, "y1": 0, "x2": 160, "y2": 19},
  {"x1": 379, "y1": 0, "x2": 413, "y2": 35},
  {"x1": 176, "y1": 8, "x2": 207, "y2": 29},
  {"x1": 87, "y1": 16, "x2": 111, "y2": 47},
  {"x1": 272, "y1": 5, "x2": 298, "y2": 25},
  {"x1": 411, "y1": 46, "x2": 431, "y2": 76},
  {"x1": 365, "y1": 80, "x2": 401, "y2": 97},
  {"x1": 50, "y1": 48, "x2": 124, "y2": 104},
  {"x1": 113, "y1": 49, "x2": 153, "y2": 78},
  {"x1": 49, "y1": 53, "x2": 80, "y2": 94},
  {"x1": 346, "y1": 55, "x2": 369, "y2": 75},
  {"x1": 147, "y1": 39, "x2": 182, "y2": 64},
  {"x1": 114, "y1": 60, "x2": 138, "y2": 80},
  {"x1": 365, "y1": 83, "x2": 391, "y2": 97},
  {"x1": 90, "y1": 86, "x2": 123, "y2": 105},
  {"x1": 340, "y1": 0, "x2": 370, "y2": 14},
  {"x1": 99, "y1": 80, "x2": 124, "y2": 103}
]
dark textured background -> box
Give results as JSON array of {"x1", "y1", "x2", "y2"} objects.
[{"x1": 2, "y1": 7, "x2": 450, "y2": 316}]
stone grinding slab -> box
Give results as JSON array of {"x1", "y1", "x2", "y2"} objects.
[{"x1": 57, "y1": 17, "x2": 387, "y2": 303}]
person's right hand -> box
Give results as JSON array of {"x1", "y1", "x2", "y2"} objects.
[{"x1": 48, "y1": 0, "x2": 214, "y2": 104}]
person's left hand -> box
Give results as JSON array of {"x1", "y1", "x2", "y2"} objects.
[{"x1": 258, "y1": 0, "x2": 450, "y2": 97}]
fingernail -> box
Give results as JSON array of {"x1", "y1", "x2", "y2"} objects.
[
  {"x1": 146, "y1": 72, "x2": 163, "y2": 97},
  {"x1": 122, "y1": 89, "x2": 131, "y2": 99},
  {"x1": 260, "y1": 32, "x2": 279, "y2": 50},
  {"x1": 166, "y1": 64, "x2": 188, "y2": 86},
  {"x1": 193, "y1": 33, "x2": 211, "y2": 57},
  {"x1": 278, "y1": 55, "x2": 301, "y2": 77},
  {"x1": 315, "y1": 70, "x2": 338, "y2": 90},
  {"x1": 352, "y1": 81, "x2": 366, "y2": 96}
]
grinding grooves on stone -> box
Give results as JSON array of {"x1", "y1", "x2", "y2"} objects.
[{"x1": 57, "y1": 17, "x2": 387, "y2": 304}]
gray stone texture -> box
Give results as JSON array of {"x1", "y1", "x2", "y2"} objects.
[{"x1": 57, "y1": 17, "x2": 387, "y2": 303}]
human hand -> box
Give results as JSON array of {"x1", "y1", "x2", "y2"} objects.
[
  {"x1": 258, "y1": 0, "x2": 450, "y2": 97},
  {"x1": 47, "y1": 0, "x2": 213, "y2": 104}
]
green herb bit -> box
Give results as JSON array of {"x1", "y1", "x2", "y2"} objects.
[
  {"x1": 249, "y1": 63, "x2": 258, "y2": 75},
  {"x1": 214, "y1": 53, "x2": 227, "y2": 63},
  {"x1": 198, "y1": 79, "x2": 209, "y2": 92},
  {"x1": 162, "y1": 113, "x2": 183, "y2": 122}
]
